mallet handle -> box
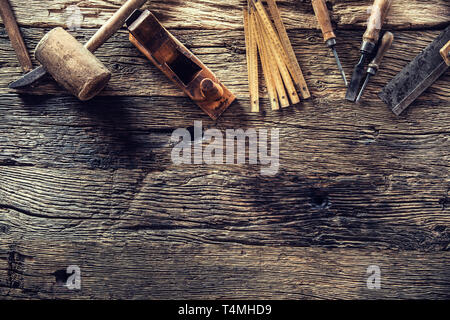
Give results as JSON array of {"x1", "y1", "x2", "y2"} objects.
[
  {"x1": 0, "y1": 0, "x2": 33, "y2": 72},
  {"x1": 85, "y1": 0, "x2": 147, "y2": 52}
]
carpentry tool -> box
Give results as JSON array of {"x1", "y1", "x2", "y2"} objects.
[
  {"x1": 379, "y1": 26, "x2": 450, "y2": 116},
  {"x1": 254, "y1": 11, "x2": 284, "y2": 110},
  {"x1": 346, "y1": 0, "x2": 393, "y2": 102},
  {"x1": 244, "y1": 5, "x2": 260, "y2": 112},
  {"x1": 243, "y1": 0, "x2": 308, "y2": 112},
  {"x1": 356, "y1": 31, "x2": 394, "y2": 103},
  {"x1": 9, "y1": 0, "x2": 148, "y2": 101},
  {"x1": 0, "y1": 0, "x2": 33, "y2": 73},
  {"x1": 311, "y1": 0, "x2": 347, "y2": 86},
  {"x1": 265, "y1": 0, "x2": 310, "y2": 98},
  {"x1": 254, "y1": 6, "x2": 300, "y2": 106},
  {"x1": 126, "y1": 9, "x2": 236, "y2": 120},
  {"x1": 252, "y1": 0, "x2": 308, "y2": 100}
]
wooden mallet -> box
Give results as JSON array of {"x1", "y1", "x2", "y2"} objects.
[{"x1": 9, "y1": 0, "x2": 148, "y2": 101}]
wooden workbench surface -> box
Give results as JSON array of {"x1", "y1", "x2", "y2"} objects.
[{"x1": 0, "y1": 0, "x2": 449, "y2": 299}]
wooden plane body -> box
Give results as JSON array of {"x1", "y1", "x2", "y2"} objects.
[{"x1": 126, "y1": 10, "x2": 236, "y2": 120}]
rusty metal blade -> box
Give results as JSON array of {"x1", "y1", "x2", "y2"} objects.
[
  {"x1": 379, "y1": 25, "x2": 450, "y2": 115},
  {"x1": 9, "y1": 65, "x2": 47, "y2": 89}
]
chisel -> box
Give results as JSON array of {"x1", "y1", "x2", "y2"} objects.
[
  {"x1": 356, "y1": 31, "x2": 394, "y2": 103},
  {"x1": 311, "y1": 0, "x2": 347, "y2": 86},
  {"x1": 346, "y1": 0, "x2": 393, "y2": 102}
]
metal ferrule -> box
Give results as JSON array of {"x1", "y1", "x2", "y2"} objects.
[
  {"x1": 367, "y1": 66, "x2": 377, "y2": 76},
  {"x1": 326, "y1": 38, "x2": 337, "y2": 48},
  {"x1": 360, "y1": 41, "x2": 376, "y2": 54}
]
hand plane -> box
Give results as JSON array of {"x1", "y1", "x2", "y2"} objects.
[{"x1": 126, "y1": 10, "x2": 236, "y2": 120}]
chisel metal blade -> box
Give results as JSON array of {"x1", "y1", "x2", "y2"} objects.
[
  {"x1": 379, "y1": 25, "x2": 450, "y2": 116},
  {"x1": 9, "y1": 65, "x2": 47, "y2": 89},
  {"x1": 356, "y1": 74, "x2": 371, "y2": 103},
  {"x1": 331, "y1": 47, "x2": 348, "y2": 86},
  {"x1": 346, "y1": 55, "x2": 367, "y2": 101}
]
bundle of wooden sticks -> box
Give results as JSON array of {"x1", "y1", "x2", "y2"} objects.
[{"x1": 243, "y1": 0, "x2": 310, "y2": 112}]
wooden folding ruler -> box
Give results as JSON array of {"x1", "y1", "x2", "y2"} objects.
[{"x1": 243, "y1": 0, "x2": 310, "y2": 112}]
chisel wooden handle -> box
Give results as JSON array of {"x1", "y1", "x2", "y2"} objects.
[
  {"x1": 85, "y1": 0, "x2": 147, "y2": 52},
  {"x1": 0, "y1": 0, "x2": 33, "y2": 72},
  {"x1": 311, "y1": 0, "x2": 335, "y2": 42},
  {"x1": 368, "y1": 31, "x2": 394, "y2": 72},
  {"x1": 363, "y1": 0, "x2": 393, "y2": 44},
  {"x1": 440, "y1": 40, "x2": 450, "y2": 66}
]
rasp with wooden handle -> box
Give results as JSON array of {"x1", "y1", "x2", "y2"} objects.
[
  {"x1": 346, "y1": 0, "x2": 393, "y2": 102},
  {"x1": 9, "y1": 0, "x2": 147, "y2": 89}
]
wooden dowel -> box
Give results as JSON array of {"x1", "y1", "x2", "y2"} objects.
[{"x1": 0, "y1": 0, "x2": 33, "y2": 73}]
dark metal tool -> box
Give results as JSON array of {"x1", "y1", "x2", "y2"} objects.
[
  {"x1": 379, "y1": 25, "x2": 450, "y2": 115},
  {"x1": 356, "y1": 31, "x2": 394, "y2": 103},
  {"x1": 346, "y1": 0, "x2": 393, "y2": 102},
  {"x1": 311, "y1": 0, "x2": 347, "y2": 86},
  {"x1": 9, "y1": 0, "x2": 148, "y2": 89},
  {"x1": 0, "y1": 0, "x2": 33, "y2": 73}
]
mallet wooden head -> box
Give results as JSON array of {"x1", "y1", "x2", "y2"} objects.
[
  {"x1": 8, "y1": 0, "x2": 148, "y2": 100},
  {"x1": 35, "y1": 27, "x2": 111, "y2": 101}
]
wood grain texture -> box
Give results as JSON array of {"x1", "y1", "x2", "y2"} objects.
[
  {"x1": 1, "y1": 240, "x2": 449, "y2": 299},
  {"x1": 2, "y1": 0, "x2": 449, "y2": 30},
  {"x1": 0, "y1": 0, "x2": 449, "y2": 299}
]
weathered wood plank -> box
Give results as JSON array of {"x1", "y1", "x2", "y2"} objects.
[
  {"x1": 3, "y1": 0, "x2": 449, "y2": 30},
  {"x1": 1, "y1": 167, "x2": 448, "y2": 250},
  {"x1": 0, "y1": 92, "x2": 448, "y2": 170},
  {"x1": 0, "y1": 0, "x2": 449, "y2": 300},
  {"x1": 0, "y1": 109, "x2": 449, "y2": 177},
  {"x1": 0, "y1": 239, "x2": 449, "y2": 299}
]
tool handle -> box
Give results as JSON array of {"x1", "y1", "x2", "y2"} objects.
[
  {"x1": 311, "y1": 0, "x2": 335, "y2": 42},
  {"x1": 85, "y1": 0, "x2": 147, "y2": 52},
  {"x1": 440, "y1": 40, "x2": 450, "y2": 66},
  {"x1": 363, "y1": 0, "x2": 393, "y2": 44},
  {"x1": 368, "y1": 31, "x2": 394, "y2": 72},
  {"x1": 0, "y1": 0, "x2": 33, "y2": 72}
]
